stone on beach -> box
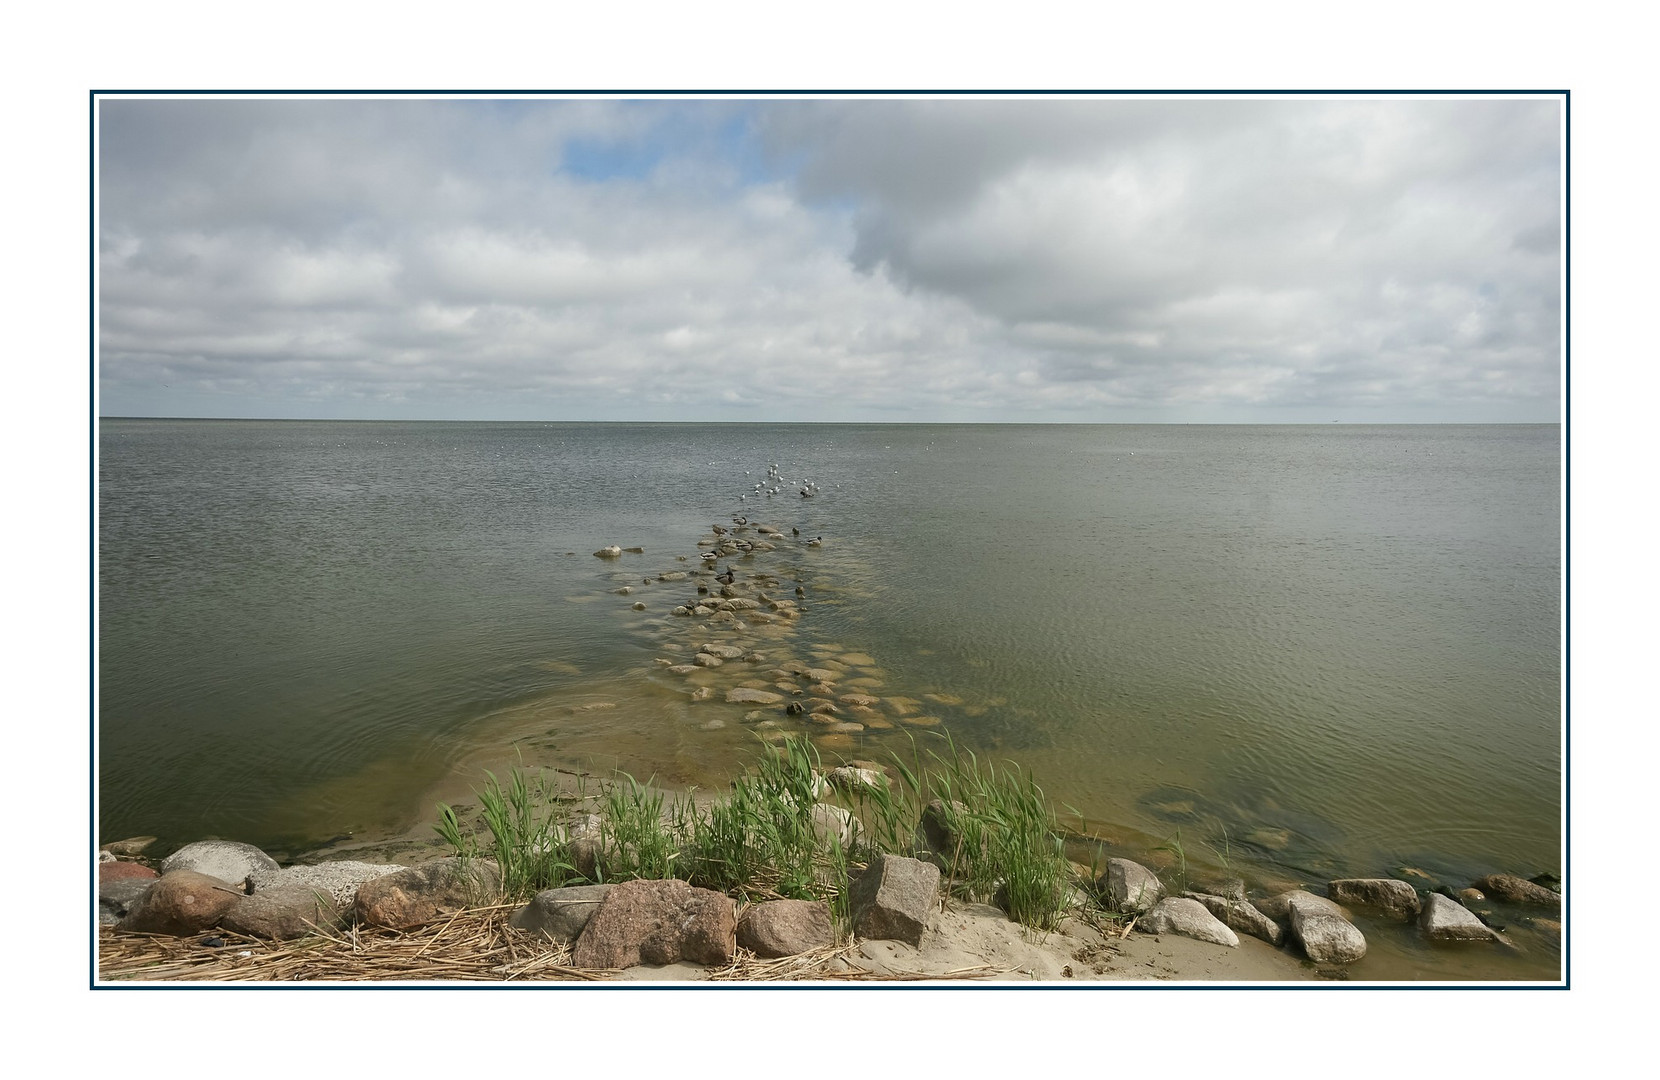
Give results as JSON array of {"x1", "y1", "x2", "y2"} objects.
[
  {"x1": 354, "y1": 858, "x2": 502, "y2": 930},
  {"x1": 1277, "y1": 891, "x2": 1367, "y2": 964},
  {"x1": 1139, "y1": 897, "x2": 1239, "y2": 947},
  {"x1": 119, "y1": 870, "x2": 245, "y2": 935},
  {"x1": 571, "y1": 878, "x2": 736, "y2": 969},
  {"x1": 1183, "y1": 891, "x2": 1285, "y2": 946},
  {"x1": 737, "y1": 898, "x2": 836, "y2": 958},
  {"x1": 511, "y1": 884, "x2": 615, "y2": 943},
  {"x1": 1098, "y1": 858, "x2": 1164, "y2": 915},
  {"x1": 849, "y1": 854, "x2": 940, "y2": 947},
  {"x1": 221, "y1": 883, "x2": 344, "y2": 940},
  {"x1": 160, "y1": 839, "x2": 280, "y2": 883},
  {"x1": 249, "y1": 860, "x2": 405, "y2": 908}
]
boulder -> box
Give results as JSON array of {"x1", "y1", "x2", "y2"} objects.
[
  {"x1": 693, "y1": 653, "x2": 725, "y2": 668},
  {"x1": 1139, "y1": 897, "x2": 1239, "y2": 947},
  {"x1": 353, "y1": 858, "x2": 501, "y2": 929},
  {"x1": 99, "y1": 860, "x2": 159, "y2": 884},
  {"x1": 160, "y1": 840, "x2": 279, "y2": 884},
  {"x1": 593, "y1": 546, "x2": 622, "y2": 558},
  {"x1": 737, "y1": 899, "x2": 837, "y2": 958},
  {"x1": 1184, "y1": 891, "x2": 1285, "y2": 946},
  {"x1": 102, "y1": 836, "x2": 158, "y2": 857},
  {"x1": 700, "y1": 643, "x2": 746, "y2": 660},
  {"x1": 1256, "y1": 888, "x2": 1345, "y2": 923},
  {"x1": 511, "y1": 884, "x2": 615, "y2": 943},
  {"x1": 100, "y1": 876, "x2": 159, "y2": 926},
  {"x1": 221, "y1": 884, "x2": 343, "y2": 939},
  {"x1": 912, "y1": 799, "x2": 971, "y2": 868},
  {"x1": 248, "y1": 861, "x2": 405, "y2": 908},
  {"x1": 1098, "y1": 858, "x2": 1164, "y2": 916},
  {"x1": 825, "y1": 766, "x2": 885, "y2": 792},
  {"x1": 1474, "y1": 873, "x2": 1561, "y2": 907},
  {"x1": 571, "y1": 879, "x2": 736, "y2": 969},
  {"x1": 1420, "y1": 892, "x2": 1504, "y2": 943},
  {"x1": 849, "y1": 854, "x2": 940, "y2": 946},
  {"x1": 1287, "y1": 893, "x2": 1367, "y2": 963},
  {"x1": 1328, "y1": 877, "x2": 1422, "y2": 919},
  {"x1": 809, "y1": 803, "x2": 861, "y2": 849},
  {"x1": 119, "y1": 870, "x2": 245, "y2": 935}
]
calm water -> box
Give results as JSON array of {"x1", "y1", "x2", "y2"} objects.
[{"x1": 97, "y1": 420, "x2": 1562, "y2": 978}]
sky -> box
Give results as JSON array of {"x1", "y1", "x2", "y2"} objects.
[{"x1": 96, "y1": 95, "x2": 1562, "y2": 424}]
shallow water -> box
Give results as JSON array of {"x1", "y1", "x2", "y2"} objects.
[{"x1": 96, "y1": 420, "x2": 1562, "y2": 979}]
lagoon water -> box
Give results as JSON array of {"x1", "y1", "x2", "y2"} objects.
[{"x1": 97, "y1": 420, "x2": 1562, "y2": 978}]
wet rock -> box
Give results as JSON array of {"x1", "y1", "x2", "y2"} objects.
[
  {"x1": 99, "y1": 859, "x2": 159, "y2": 884},
  {"x1": 700, "y1": 643, "x2": 746, "y2": 660},
  {"x1": 667, "y1": 664, "x2": 698, "y2": 675},
  {"x1": 512, "y1": 884, "x2": 615, "y2": 943},
  {"x1": 631, "y1": 602, "x2": 646, "y2": 611},
  {"x1": 693, "y1": 653, "x2": 725, "y2": 668},
  {"x1": 354, "y1": 858, "x2": 502, "y2": 929},
  {"x1": 1287, "y1": 893, "x2": 1367, "y2": 964},
  {"x1": 807, "y1": 700, "x2": 840, "y2": 715},
  {"x1": 658, "y1": 571, "x2": 688, "y2": 582},
  {"x1": 690, "y1": 686, "x2": 713, "y2": 702},
  {"x1": 1457, "y1": 888, "x2": 1486, "y2": 904},
  {"x1": 1256, "y1": 889, "x2": 1345, "y2": 923},
  {"x1": 119, "y1": 870, "x2": 245, "y2": 935},
  {"x1": 727, "y1": 687, "x2": 785, "y2": 705},
  {"x1": 849, "y1": 854, "x2": 940, "y2": 946},
  {"x1": 221, "y1": 884, "x2": 344, "y2": 940},
  {"x1": 1419, "y1": 891, "x2": 1505, "y2": 943},
  {"x1": 1097, "y1": 858, "x2": 1164, "y2": 916},
  {"x1": 1184, "y1": 891, "x2": 1285, "y2": 946},
  {"x1": 1328, "y1": 877, "x2": 1422, "y2": 919},
  {"x1": 594, "y1": 546, "x2": 622, "y2": 558},
  {"x1": 804, "y1": 668, "x2": 840, "y2": 683},
  {"x1": 738, "y1": 899, "x2": 836, "y2": 958},
  {"x1": 1140, "y1": 897, "x2": 1239, "y2": 947},
  {"x1": 623, "y1": 546, "x2": 644, "y2": 554},
  {"x1": 571, "y1": 878, "x2": 736, "y2": 969},
  {"x1": 160, "y1": 839, "x2": 280, "y2": 883},
  {"x1": 838, "y1": 693, "x2": 881, "y2": 707},
  {"x1": 1474, "y1": 873, "x2": 1561, "y2": 907},
  {"x1": 839, "y1": 653, "x2": 877, "y2": 667},
  {"x1": 102, "y1": 836, "x2": 158, "y2": 857}
]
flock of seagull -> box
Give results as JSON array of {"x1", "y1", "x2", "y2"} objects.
[
  {"x1": 697, "y1": 461, "x2": 824, "y2": 571},
  {"x1": 739, "y1": 461, "x2": 820, "y2": 502}
]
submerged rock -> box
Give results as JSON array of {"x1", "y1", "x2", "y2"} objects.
[
  {"x1": 594, "y1": 546, "x2": 622, "y2": 558},
  {"x1": 1420, "y1": 891, "x2": 1505, "y2": 943},
  {"x1": 1328, "y1": 877, "x2": 1422, "y2": 919},
  {"x1": 1474, "y1": 873, "x2": 1561, "y2": 907}
]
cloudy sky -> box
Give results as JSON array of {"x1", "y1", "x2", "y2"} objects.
[{"x1": 96, "y1": 96, "x2": 1562, "y2": 423}]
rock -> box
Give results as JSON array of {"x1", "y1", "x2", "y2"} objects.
[
  {"x1": 100, "y1": 876, "x2": 159, "y2": 925},
  {"x1": 658, "y1": 571, "x2": 688, "y2": 582},
  {"x1": 511, "y1": 884, "x2": 615, "y2": 943},
  {"x1": 594, "y1": 546, "x2": 622, "y2": 558},
  {"x1": 849, "y1": 854, "x2": 941, "y2": 946},
  {"x1": 808, "y1": 803, "x2": 861, "y2": 848},
  {"x1": 667, "y1": 664, "x2": 698, "y2": 675},
  {"x1": 1420, "y1": 891, "x2": 1505, "y2": 943},
  {"x1": 912, "y1": 799, "x2": 971, "y2": 868},
  {"x1": 1140, "y1": 897, "x2": 1239, "y2": 947},
  {"x1": 1288, "y1": 893, "x2": 1367, "y2": 963},
  {"x1": 99, "y1": 859, "x2": 159, "y2": 883},
  {"x1": 726, "y1": 687, "x2": 785, "y2": 705},
  {"x1": 837, "y1": 693, "x2": 881, "y2": 707},
  {"x1": 248, "y1": 861, "x2": 405, "y2": 908},
  {"x1": 700, "y1": 643, "x2": 746, "y2": 660},
  {"x1": 1328, "y1": 877, "x2": 1422, "y2": 919},
  {"x1": 737, "y1": 899, "x2": 836, "y2": 958},
  {"x1": 693, "y1": 652, "x2": 725, "y2": 667},
  {"x1": 119, "y1": 870, "x2": 245, "y2": 935},
  {"x1": 1457, "y1": 888, "x2": 1486, "y2": 904},
  {"x1": 354, "y1": 858, "x2": 501, "y2": 929},
  {"x1": 1256, "y1": 889, "x2": 1345, "y2": 923},
  {"x1": 102, "y1": 836, "x2": 158, "y2": 857},
  {"x1": 221, "y1": 884, "x2": 344, "y2": 939},
  {"x1": 1184, "y1": 892, "x2": 1285, "y2": 946},
  {"x1": 825, "y1": 767, "x2": 883, "y2": 793},
  {"x1": 571, "y1": 879, "x2": 736, "y2": 969},
  {"x1": 1474, "y1": 873, "x2": 1561, "y2": 907},
  {"x1": 160, "y1": 839, "x2": 280, "y2": 883},
  {"x1": 1098, "y1": 858, "x2": 1164, "y2": 916},
  {"x1": 689, "y1": 686, "x2": 713, "y2": 702},
  {"x1": 631, "y1": 602, "x2": 646, "y2": 611},
  {"x1": 1189, "y1": 876, "x2": 1246, "y2": 902}
]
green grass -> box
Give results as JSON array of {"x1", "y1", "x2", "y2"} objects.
[{"x1": 432, "y1": 732, "x2": 1078, "y2": 931}]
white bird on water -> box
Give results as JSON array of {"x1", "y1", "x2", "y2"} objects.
[{"x1": 804, "y1": 536, "x2": 823, "y2": 547}]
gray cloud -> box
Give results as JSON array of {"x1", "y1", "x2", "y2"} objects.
[{"x1": 98, "y1": 96, "x2": 1561, "y2": 422}]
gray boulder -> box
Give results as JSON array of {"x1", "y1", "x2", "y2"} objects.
[
  {"x1": 160, "y1": 840, "x2": 279, "y2": 884},
  {"x1": 353, "y1": 858, "x2": 501, "y2": 929},
  {"x1": 1140, "y1": 897, "x2": 1239, "y2": 947},
  {"x1": 221, "y1": 884, "x2": 343, "y2": 940},
  {"x1": 99, "y1": 876, "x2": 159, "y2": 926},
  {"x1": 1287, "y1": 893, "x2": 1367, "y2": 964},
  {"x1": 1256, "y1": 888, "x2": 1345, "y2": 923},
  {"x1": 737, "y1": 899, "x2": 837, "y2": 958},
  {"x1": 511, "y1": 884, "x2": 614, "y2": 943},
  {"x1": 1328, "y1": 877, "x2": 1422, "y2": 919},
  {"x1": 850, "y1": 854, "x2": 940, "y2": 946},
  {"x1": 570, "y1": 878, "x2": 736, "y2": 969},
  {"x1": 1420, "y1": 892, "x2": 1504, "y2": 943},
  {"x1": 1184, "y1": 891, "x2": 1285, "y2": 946},
  {"x1": 248, "y1": 861, "x2": 404, "y2": 908},
  {"x1": 1098, "y1": 858, "x2": 1164, "y2": 916},
  {"x1": 808, "y1": 803, "x2": 862, "y2": 849}
]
